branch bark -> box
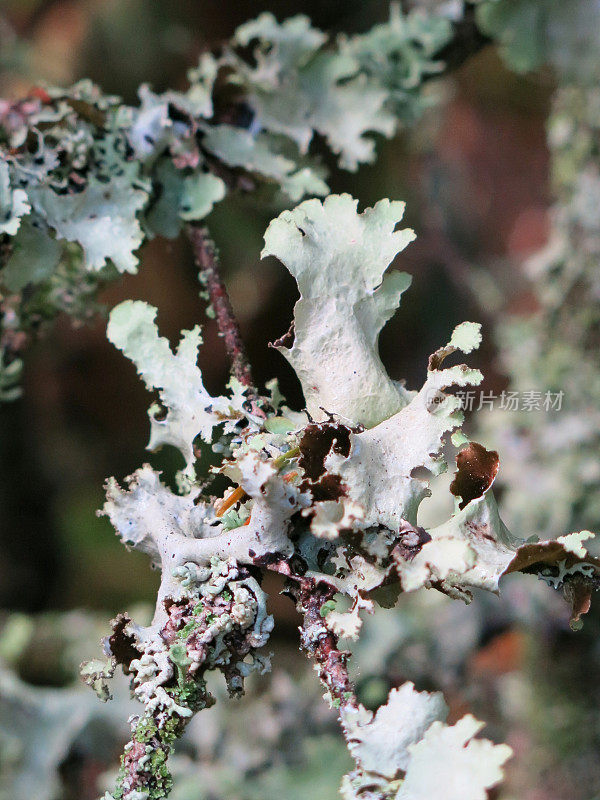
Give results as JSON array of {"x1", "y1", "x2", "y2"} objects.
[
  {"x1": 291, "y1": 579, "x2": 358, "y2": 712},
  {"x1": 186, "y1": 224, "x2": 257, "y2": 397}
]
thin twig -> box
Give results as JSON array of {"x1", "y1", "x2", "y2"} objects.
[
  {"x1": 292, "y1": 579, "x2": 358, "y2": 711},
  {"x1": 186, "y1": 224, "x2": 257, "y2": 397}
]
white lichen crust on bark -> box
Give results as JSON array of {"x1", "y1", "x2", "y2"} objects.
[{"x1": 87, "y1": 195, "x2": 600, "y2": 800}]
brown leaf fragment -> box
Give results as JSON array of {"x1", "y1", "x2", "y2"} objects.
[
  {"x1": 65, "y1": 98, "x2": 108, "y2": 128},
  {"x1": 392, "y1": 520, "x2": 432, "y2": 563},
  {"x1": 428, "y1": 342, "x2": 459, "y2": 372},
  {"x1": 299, "y1": 422, "x2": 351, "y2": 481},
  {"x1": 504, "y1": 533, "x2": 600, "y2": 625},
  {"x1": 107, "y1": 613, "x2": 142, "y2": 670},
  {"x1": 450, "y1": 442, "x2": 499, "y2": 510},
  {"x1": 506, "y1": 541, "x2": 600, "y2": 575},
  {"x1": 308, "y1": 473, "x2": 347, "y2": 502},
  {"x1": 271, "y1": 320, "x2": 295, "y2": 349},
  {"x1": 563, "y1": 575, "x2": 594, "y2": 631}
]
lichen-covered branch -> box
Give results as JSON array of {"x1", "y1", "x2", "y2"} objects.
[
  {"x1": 98, "y1": 559, "x2": 273, "y2": 800},
  {"x1": 2, "y1": 5, "x2": 600, "y2": 798},
  {"x1": 0, "y1": 4, "x2": 461, "y2": 398},
  {"x1": 292, "y1": 579, "x2": 358, "y2": 711},
  {"x1": 186, "y1": 224, "x2": 256, "y2": 395},
  {"x1": 80, "y1": 193, "x2": 600, "y2": 799}
]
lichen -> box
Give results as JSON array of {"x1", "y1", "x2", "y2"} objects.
[{"x1": 84, "y1": 195, "x2": 599, "y2": 799}]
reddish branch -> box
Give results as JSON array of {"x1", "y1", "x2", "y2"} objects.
[
  {"x1": 292, "y1": 579, "x2": 358, "y2": 711},
  {"x1": 187, "y1": 226, "x2": 357, "y2": 713},
  {"x1": 187, "y1": 224, "x2": 257, "y2": 396},
  {"x1": 187, "y1": 230, "x2": 357, "y2": 713}
]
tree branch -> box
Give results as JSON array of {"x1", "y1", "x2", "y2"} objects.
[
  {"x1": 186, "y1": 224, "x2": 257, "y2": 396},
  {"x1": 291, "y1": 579, "x2": 358, "y2": 711}
]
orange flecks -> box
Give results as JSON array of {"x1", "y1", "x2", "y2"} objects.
[
  {"x1": 215, "y1": 447, "x2": 299, "y2": 516},
  {"x1": 215, "y1": 485, "x2": 246, "y2": 517},
  {"x1": 30, "y1": 86, "x2": 52, "y2": 104}
]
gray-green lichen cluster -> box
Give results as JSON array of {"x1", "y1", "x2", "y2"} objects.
[
  {"x1": 96, "y1": 558, "x2": 273, "y2": 800},
  {"x1": 89, "y1": 193, "x2": 600, "y2": 799},
  {"x1": 7, "y1": 583, "x2": 600, "y2": 800},
  {"x1": 0, "y1": 4, "x2": 455, "y2": 396}
]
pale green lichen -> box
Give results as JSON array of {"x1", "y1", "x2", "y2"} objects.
[
  {"x1": 0, "y1": 161, "x2": 30, "y2": 236},
  {"x1": 107, "y1": 301, "x2": 228, "y2": 474},
  {"x1": 0, "y1": 5, "x2": 456, "y2": 401},
  {"x1": 396, "y1": 715, "x2": 512, "y2": 800},
  {"x1": 97, "y1": 558, "x2": 273, "y2": 800},
  {"x1": 29, "y1": 176, "x2": 147, "y2": 274},
  {"x1": 90, "y1": 192, "x2": 599, "y2": 800},
  {"x1": 79, "y1": 657, "x2": 116, "y2": 702},
  {"x1": 263, "y1": 194, "x2": 415, "y2": 427},
  {"x1": 476, "y1": 0, "x2": 600, "y2": 80}
]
